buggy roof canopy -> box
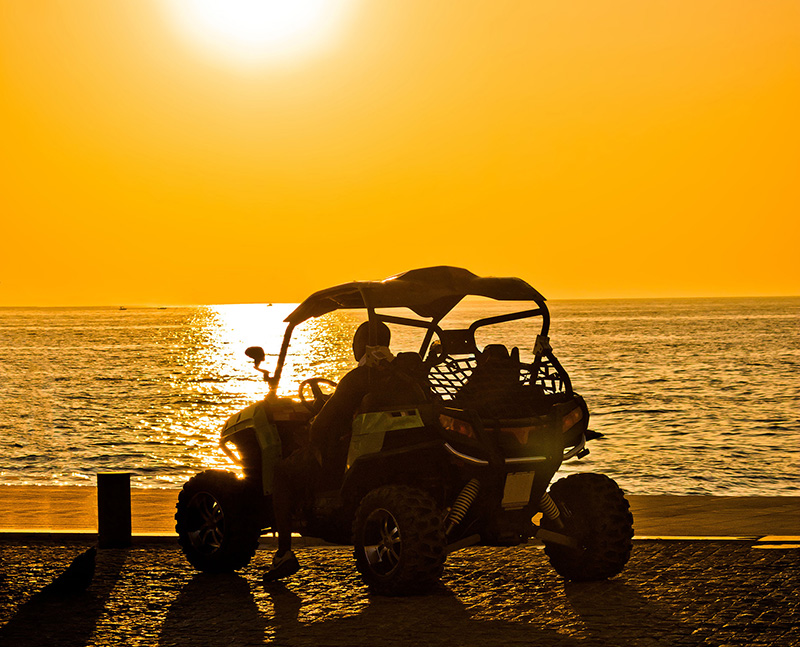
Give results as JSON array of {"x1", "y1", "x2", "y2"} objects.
[{"x1": 285, "y1": 266, "x2": 546, "y2": 325}]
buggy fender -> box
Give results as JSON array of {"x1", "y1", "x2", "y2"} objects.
[
  {"x1": 340, "y1": 442, "x2": 448, "y2": 507},
  {"x1": 220, "y1": 402, "x2": 282, "y2": 495}
]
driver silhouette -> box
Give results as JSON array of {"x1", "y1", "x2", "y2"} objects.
[{"x1": 264, "y1": 321, "x2": 392, "y2": 582}]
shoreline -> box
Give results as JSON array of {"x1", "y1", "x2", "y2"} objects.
[{"x1": 1, "y1": 485, "x2": 798, "y2": 538}]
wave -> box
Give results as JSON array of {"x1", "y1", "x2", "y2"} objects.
[{"x1": 607, "y1": 408, "x2": 681, "y2": 415}]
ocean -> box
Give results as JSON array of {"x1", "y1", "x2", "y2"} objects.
[{"x1": 1, "y1": 298, "x2": 797, "y2": 496}]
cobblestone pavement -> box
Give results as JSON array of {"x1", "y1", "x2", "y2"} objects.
[{"x1": 0, "y1": 540, "x2": 797, "y2": 647}]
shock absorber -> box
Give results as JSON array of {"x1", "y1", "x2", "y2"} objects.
[
  {"x1": 539, "y1": 492, "x2": 564, "y2": 529},
  {"x1": 446, "y1": 478, "x2": 481, "y2": 535}
]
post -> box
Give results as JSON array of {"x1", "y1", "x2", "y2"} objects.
[{"x1": 97, "y1": 472, "x2": 132, "y2": 548}]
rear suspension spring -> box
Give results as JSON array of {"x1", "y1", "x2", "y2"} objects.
[
  {"x1": 446, "y1": 478, "x2": 481, "y2": 534},
  {"x1": 539, "y1": 492, "x2": 561, "y2": 521}
]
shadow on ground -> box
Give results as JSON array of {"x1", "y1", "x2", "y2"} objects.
[
  {"x1": 0, "y1": 548, "x2": 127, "y2": 647},
  {"x1": 565, "y1": 579, "x2": 703, "y2": 646},
  {"x1": 159, "y1": 573, "x2": 585, "y2": 647},
  {"x1": 159, "y1": 573, "x2": 264, "y2": 647}
]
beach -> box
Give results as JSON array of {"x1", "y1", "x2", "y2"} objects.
[
  {"x1": 2, "y1": 487, "x2": 800, "y2": 647},
  {"x1": 3, "y1": 0, "x2": 798, "y2": 641},
  {"x1": 2, "y1": 301, "x2": 798, "y2": 644},
  {"x1": 2, "y1": 485, "x2": 799, "y2": 538}
]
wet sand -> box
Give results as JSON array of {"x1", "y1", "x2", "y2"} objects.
[{"x1": 1, "y1": 485, "x2": 798, "y2": 538}]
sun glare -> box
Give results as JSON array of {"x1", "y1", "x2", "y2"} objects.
[{"x1": 165, "y1": 0, "x2": 354, "y2": 66}]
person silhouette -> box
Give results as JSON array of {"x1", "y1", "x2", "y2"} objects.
[{"x1": 264, "y1": 321, "x2": 393, "y2": 582}]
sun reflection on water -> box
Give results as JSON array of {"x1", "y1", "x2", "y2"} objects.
[
  {"x1": 197, "y1": 304, "x2": 368, "y2": 396},
  {"x1": 153, "y1": 305, "x2": 370, "y2": 484}
]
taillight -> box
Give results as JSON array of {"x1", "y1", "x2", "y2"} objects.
[
  {"x1": 439, "y1": 414, "x2": 476, "y2": 439},
  {"x1": 561, "y1": 407, "x2": 583, "y2": 433}
]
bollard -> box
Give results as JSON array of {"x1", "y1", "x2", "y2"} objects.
[{"x1": 97, "y1": 472, "x2": 132, "y2": 548}]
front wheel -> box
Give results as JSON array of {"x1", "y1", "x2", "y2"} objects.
[
  {"x1": 175, "y1": 469, "x2": 262, "y2": 573},
  {"x1": 542, "y1": 473, "x2": 634, "y2": 581},
  {"x1": 352, "y1": 485, "x2": 446, "y2": 596}
]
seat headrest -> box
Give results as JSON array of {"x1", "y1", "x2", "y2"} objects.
[
  {"x1": 393, "y1": 352, "x2": 425, "y2": 372},
  {"x1": 481, "y1": 344, "x2": 509, "y2": 360}
]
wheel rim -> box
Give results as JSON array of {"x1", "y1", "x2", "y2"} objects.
[
  {"x1": 186, "y1": 492, "x2": 225, "y2": 555},
  {"x1": 362, "y1": 508, "x2": 402, "y2": 575}
]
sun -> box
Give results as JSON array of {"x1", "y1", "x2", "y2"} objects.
[{"x1": 164, "y1": 0, "x2": 354, "y2": 66}]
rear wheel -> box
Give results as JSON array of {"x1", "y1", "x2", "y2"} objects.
[
  {"x1": 353, "y1": 485, "x2": 446, "y2": 595},
  {"x1": 175, "y1": 469, "x2": 262, "y2": 573},
  {"x1": 542, "y1": 473, "x2": 633, "y2": 581}
]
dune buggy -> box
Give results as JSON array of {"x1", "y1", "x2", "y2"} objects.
[{"x1": 175, "y1": 266, "x2": 633, "y2": 594}]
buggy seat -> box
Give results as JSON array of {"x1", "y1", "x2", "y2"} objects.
[{"x1": 452, "y1": 344, "x2": 535, "y2": 419}]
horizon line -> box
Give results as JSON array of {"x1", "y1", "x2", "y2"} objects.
[{"x1": 2, "y1": 293, "x2": 799, "y2": 309}]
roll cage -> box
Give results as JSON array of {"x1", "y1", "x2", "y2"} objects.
[{"x1": 264, "y1": 266, "x2": 572, "y2": 398}]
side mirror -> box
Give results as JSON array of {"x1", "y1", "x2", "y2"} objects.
[{"x1": 245, "y1": 346, "x2": 266, "y2": 366}]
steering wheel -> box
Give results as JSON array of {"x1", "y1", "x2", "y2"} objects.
[{"x1": 299, "y1": 378, "x2": 338, "y2": 413}]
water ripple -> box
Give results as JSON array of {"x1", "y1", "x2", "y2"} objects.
[{"x1": 0, "y1": 298, "x2": 798, "y2": 495}]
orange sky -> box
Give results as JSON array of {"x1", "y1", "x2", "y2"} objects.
[{"x1": 1, "y1": 0, "x2": 798, "y2": 305}]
